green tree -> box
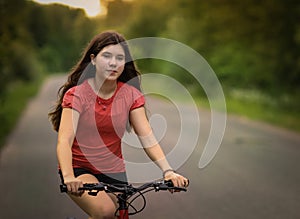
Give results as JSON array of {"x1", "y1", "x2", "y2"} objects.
[
  {"x1": 124, "y1": 0, "x2": 176, "y2": 38},
  {"x1": 25, "y1": 2, "x2": 96, "y2": 72},
  {"x1": 158, "y1": 0, "x2": 300, "y2": 94}
]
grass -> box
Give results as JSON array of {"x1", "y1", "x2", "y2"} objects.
[
  {"x1": 224, "y1": 95, "x2": 300, "y2": 132},
  {"x1": 197, "y1": 88, "x2": 300, "y2": 133},
  {"x1": 0, "y1": 78, "x2": 44, "y2": 148}
]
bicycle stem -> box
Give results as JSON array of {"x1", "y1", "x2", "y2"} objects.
[{"x1": 117, "y1": 193, "x2": 129, "y2": 219}]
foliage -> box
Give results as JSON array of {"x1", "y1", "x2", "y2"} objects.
[
  {"x1": 0, "y1": 0, "x2": 98, "y2": 147},
  {"x1": 123, "y1": 0, "x2": 300, "y2": 96}
]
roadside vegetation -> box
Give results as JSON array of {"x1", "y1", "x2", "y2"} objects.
[{"x1": 0, "y1": 77, "x2": 43, "y2": 146}]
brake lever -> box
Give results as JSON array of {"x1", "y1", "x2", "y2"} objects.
[
  {"x1": 155, "y1": 180, "x2": 187, "y2": 192},
  {"x1": 87, "y1": 191, "x2": 99, "y2": 196}
]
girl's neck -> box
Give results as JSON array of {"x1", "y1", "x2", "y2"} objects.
[{"x1": 92, "y1": 77, "x2": 117, "y2": 99}]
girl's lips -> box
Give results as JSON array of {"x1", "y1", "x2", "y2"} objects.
[
  {"x1": 107, "y1": 70, "x2": 118, "y2": 73},
  {"x1": 106, "y1": 70, "x2": 119, "y2": 77}
]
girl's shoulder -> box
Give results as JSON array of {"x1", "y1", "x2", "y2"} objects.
[
  {"x1": 65, "y1": 79, "x2": 91, "y2": 96},
  {"x1": 116, "y1": 82, "x2": 145, "y2": 107},
  {"x1": 118, "y1": 81, "x2": 142, "y2": 94}
]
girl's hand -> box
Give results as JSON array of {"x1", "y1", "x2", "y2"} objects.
[
  {"x1": 163, "y1": 170, "x2": 189, "y2": 193},
  {"x1": 63, "y1": 176, "x2": 84, "y2": 196}
]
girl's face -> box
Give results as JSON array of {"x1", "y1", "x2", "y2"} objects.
[{"x1": 91, "y1": 44, "x2": 125, "y2": 81}]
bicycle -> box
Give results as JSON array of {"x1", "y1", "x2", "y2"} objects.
[{"x1": 60, "y1": 179, "x2": 188, "y2": 219}]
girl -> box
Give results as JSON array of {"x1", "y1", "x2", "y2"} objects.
[{"x1": 49, "y1": 31, "x2": 189, "y2": 219}]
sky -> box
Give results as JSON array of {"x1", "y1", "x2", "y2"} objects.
[{"x1": 32, "y1": 0, "x2": 104, "y2": 17}]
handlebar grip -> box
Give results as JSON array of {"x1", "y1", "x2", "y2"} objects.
[
  {"x1": 60, "y1": 184, "x2": 68, "y2": 193},
  {"x1": 164, "y1": 180, "x2": 173, "y2": 187},
  {"x1": 60, "y1": 183, "x2": 103, "y2": 193},
  {"x1": 163, "y1": 180, "x2": 188, "y2": 192}
]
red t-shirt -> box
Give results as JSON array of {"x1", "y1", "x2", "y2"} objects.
[{"x1": 61, "y1": 79, "x2": 145, "y2": 174}]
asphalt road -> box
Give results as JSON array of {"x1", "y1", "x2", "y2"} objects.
[{"x1": 0, "y1": 75, "x2": 299, "y2": 219}]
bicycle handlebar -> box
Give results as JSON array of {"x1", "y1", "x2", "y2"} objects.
[{"x1": 60, "y1": 180, "x2": 187, "y2": 195}]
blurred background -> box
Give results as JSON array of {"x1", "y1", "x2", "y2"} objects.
[{"x1": 0, "y1": 0, "x2": 299, "y2": 147}]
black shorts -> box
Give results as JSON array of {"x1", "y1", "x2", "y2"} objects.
[{"x1": 59, "y1": 168, "x2": 128, "y2": 185}]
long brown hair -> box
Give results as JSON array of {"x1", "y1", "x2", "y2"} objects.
[{"x1": 48, "y1": 31, "x2": 141, "y2": 131}]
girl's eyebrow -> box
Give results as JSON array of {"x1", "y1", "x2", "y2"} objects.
[
  {"x1": 102, "y1": 51, "x2": 112, "y2": 55},
  {"x1": 102, "y1": 51, "x2": 125, "y2": 57}
]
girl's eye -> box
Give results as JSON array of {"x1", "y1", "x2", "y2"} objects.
[
  {"x1": 116, "y1": 56, "x2": 125, "y2": 61},
  {"x1": 102, "y1": 53, "x2": 112, "y2": 58},
  {"x1": 101, "y1": 52, "x2": 125, "y2": 61}
]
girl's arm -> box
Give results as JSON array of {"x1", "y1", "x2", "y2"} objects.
[
  {"x1": 129, "y1": 107, "x2": 189, "y2": 188},
  {"x1": 56, "y1": 108, "x2": 83, "y2": 194}
]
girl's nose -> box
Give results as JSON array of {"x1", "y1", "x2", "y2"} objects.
[{"x1": 109, "y1": 57, "x2": 117, "y2": 66}]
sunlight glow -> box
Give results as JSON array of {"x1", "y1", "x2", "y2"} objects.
[{"x1": 32, "y1": 0, "x2": 103, "y2": 17}]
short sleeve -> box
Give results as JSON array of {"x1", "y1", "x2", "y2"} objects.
[
  {"x1": 130, "y1": 88, "x2": 145, "y2": 111},
  {"x1": 62, "y1": 87, "x2": 83, "y2": 113}
]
